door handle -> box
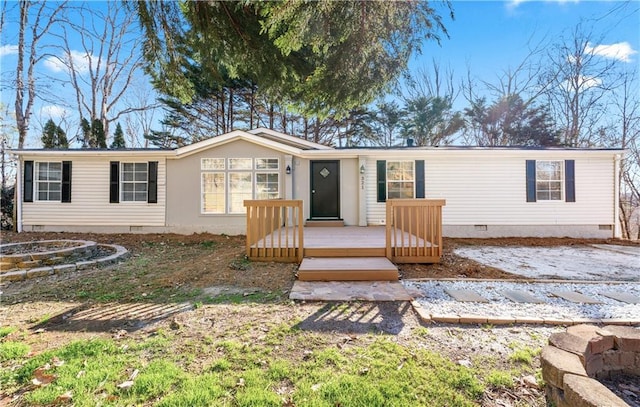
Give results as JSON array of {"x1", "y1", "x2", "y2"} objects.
[{"x1": 312, "y1": 190, "x2": 315, "y2": 194}]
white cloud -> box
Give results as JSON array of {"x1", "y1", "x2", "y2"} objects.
[
  {"x1": 507, "y1": 0, "x2": 579, "y2": 9},
  {"x1": 586, "y1": 42, "x2": 637, "y2": 63},
  {"x1": 561, "y1": 75, "x2": 602, "y2": 92},
  {"x1": 40, "y1": 105, "x2": 68, "y2": 119},
  {"x1": 0, "y1": 44, "x2": 18, "y2": 57},
  {"x1": 43, "y1": 50, "x2": 93, "y2": 73}
]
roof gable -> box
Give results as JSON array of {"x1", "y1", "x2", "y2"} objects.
[{"x1": 173, "y1": 129, "x2": 332, "y2": 158}]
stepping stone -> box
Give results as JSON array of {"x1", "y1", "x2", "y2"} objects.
[
  {"x1": 502, "y1": 290, "x2": 545, "y2": 304},
  {"x1": 551, "y1": 291, "x2": 602, "y2": 304},
  {"x1": 600, "y1": 291, "x2": 640, "y2": 304},
  {"x1": 444, "y1": 289, "x2": 489, "y2": 303}
]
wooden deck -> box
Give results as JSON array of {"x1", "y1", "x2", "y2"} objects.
[
  {"x1": 250, "y1": 226, "x2": 435, "y2": 256},
  {"x1": 245, "y1": 199, "x2": 445, "y2": 281}
]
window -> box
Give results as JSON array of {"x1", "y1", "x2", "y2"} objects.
[
  {"x1": 256, "y1": 173, "x2": 279, "y2": 200},
  {"x1": 202, "y1": 173, "x2": 225, "y2": 213},
  {"x1": 387, "y1": 161, "x2": 414, "y2": 199},
  {"x1": 229, "y1": 173, "x2": 252, "y2": 213},
  {"x1": 121, "y1": 162, "x2": 148, "y2": 202},
  {"x1": 255, "y1": 158, "x2": 279, "y2": 170},
  {"x1": 229, "y1": 158, "x2": 252, "y2": 170},
  {"x1": 535, "y1": 161, "x2": 563, "y2": 201},
  {"x1": 36, "y1": 162, "x2": 62, "y2": 201},
  {"x1": 202, "y1": 158, "x2": 224, "y2": 170},
  {"x1": 201, "y1": 157, "x2": 280, "y2": 214},
  {"x1": 526, "y1": 160, "x2": 575, "y2": 203}
]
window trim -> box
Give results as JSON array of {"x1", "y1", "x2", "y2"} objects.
[
  {"x1": 200, "y1": 157, "x2": 281, "y2": 215},
  {"x1": 386, "y1": 160, "x2": 416, "y2": 200},
  {"x1": 526, "y1": 159, "x2": 575, "y2": 203},
  {"x1": 34, "y1": 161, "x2": 63, "y2": 202},
  {"x1": 535, "y1": 160, "x2": 564, "y2": 201},
  {"x1": 120, "y1": 162, "x2": 149, "y2": 203},
  {"x1": 201, "y1": 171, "x2": 226, "y2": 214}
]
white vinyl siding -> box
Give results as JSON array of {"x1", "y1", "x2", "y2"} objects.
[
  {"x1": 35, "y1": 162, "x2": 62, "y2": 201},
  {"x1": 23, "y1": 156, "x2": 166, "y2": 226},
  {"x1": 365, "y1": 154, "x2": 614, "y2": 226}
]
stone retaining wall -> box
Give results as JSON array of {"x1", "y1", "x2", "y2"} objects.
[{"x1": 541, "y1": 324, "x2": 639, "y2": 407}]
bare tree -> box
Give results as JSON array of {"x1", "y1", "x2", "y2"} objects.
[
  {"x1": 13, "y1": 0, "x2": 66, "y2": 148},
  {"x1": 47, "y1": 1, "x2": 151, "y2": 144},
  {"x1": 541, "y1": 24, "x2": 621, "y2": 147}
]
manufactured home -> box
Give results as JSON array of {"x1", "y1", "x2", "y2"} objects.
[{"x1": 13, "y1": 128, "x2": 624, "y2": 241}]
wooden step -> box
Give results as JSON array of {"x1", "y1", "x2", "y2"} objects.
[
  {"x1": 305, "y1": 220, "x2": 345, "y2": 227},
  {"x1": 297, "y1": 257, "x2": 398, "y2": 281}
]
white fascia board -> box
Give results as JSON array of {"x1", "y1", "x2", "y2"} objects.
[
  {"x1": 173, "y1": 130, "x2": 303, "y2": 159},
  {"x1": 297, "y1": 148, "x2": 626, "y2": 160},
  {"x1": 10, "y1": 149, "x2": 173, "y2": 158},
  {"x1": 247, "y1": 128, "x2": 334, "y2": 150}
]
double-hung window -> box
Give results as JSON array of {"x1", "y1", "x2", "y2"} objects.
[
  {"x1": 36, "y1": 162, "x2": 62, "y2": 201},
  {"x1": 121, "y1": 163, "x2": 148, "y2": 202},
  {"x1": 535, "y1": 161, "x2": 563, "y2": 201},
  {"x1": 526, "y1": 159, "x2": 575, "y2": 203},
  {"x1": 109, "y1": 161, "x2": 157, "y2": 204},
  {"x1": 376, "y1": 160, "x2": 425, "y2": 202},
  {"x1": 23, "y1": 161, "x2": 72, "y2": 203},
  {"x1": 387, "y1": 161, "x2": 415, "y2": 199}
]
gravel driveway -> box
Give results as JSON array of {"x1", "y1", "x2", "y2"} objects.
[{"x1": 453, "y1": 244, "x2": 640, "y2": 281}]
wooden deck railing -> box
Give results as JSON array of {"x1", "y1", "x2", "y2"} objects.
[
  {"x1": 385, "y1": 199, "x2": 446, "y2": 263},
  {"x1": 244, "y1": 199, "x2": 304, "y2": 263}
]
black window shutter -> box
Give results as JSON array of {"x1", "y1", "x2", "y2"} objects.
[
  {"x1": 415, "y1": 160, "x2": 425, "y2": 199},
  {"x1": 110, "y1": 161, "x2": 119, "y2": 203},
  {"x1": 526, "y1": 160, "x2": 536, "y2": 202},
  {"x1": 565, "y1": 160, "x2": 575, "y2": 202},
  {"x1": 376, "y1": 160, "x2": 386, "y2": 202},
  {"x1": 61, "y1": 161, "x2": 72, "y2": 202},
  {"x1": 148, "y1": 161, "x2": 158, "y2": 204},
  {"x1": 24, "y1": 160, "x2": 34, "y2": 202}
]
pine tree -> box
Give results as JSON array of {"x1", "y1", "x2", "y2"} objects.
[
  {"x1": 92, "y1": 119, "x2": 107, "y2": 148},
  {"x1": 80, "y1": 118, "x2": 91, "y2": 148},
  {"x1": 41, "y1": 119, "x2": 69, "y2": 148},
  {"x1": 110, "y1": 122, "x2": 126, "y2": 148}
]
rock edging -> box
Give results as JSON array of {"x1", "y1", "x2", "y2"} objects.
[
  {"x1": 541, "y1": 324, "x2": 640, "y2": 407},
  {"x1": 0, "y1": 244, "x2": 129, "y2": 282}
]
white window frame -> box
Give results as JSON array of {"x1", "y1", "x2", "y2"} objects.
[
  {"x1": 386, "y1": 161, "x2": 415, "y2": 199},
  {"x1": 228, "y1": 172, "x2": 253, "y2": 214},
  {"x1": 200, "y1": 157, "x2": 281, "y2": 215},
  {"x1": 121, "y1": 162, "x2": 148, "y2": 202},
  {"x1": 255, "y1": 172, "x2": 280, "y2": 200},
  {"x1": 536, "y1": 160, "x2": 563, "y2": 201},
  {"x1": 201, "y1": 172, "x2": 226, "y2": 214},
  {"x1": 255, "y1": 158, "x2": 279, "y2": 170},
  {"x1": 35, "y1": 161, "x2": 62, "y2": 202}
]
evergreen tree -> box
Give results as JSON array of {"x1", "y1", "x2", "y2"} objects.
[
  {"x1": 92, "y1": 119, "x2": 107, "y2": 148},
  {"x1": 41, "y1": 119, "x2": 69, "y2": 148},
  {"x1": 80, "y1": 118, "x2": 91, "y2": 148},
  {"x1": 110, "y1": 122, "x2": 126, "y2": 148}
]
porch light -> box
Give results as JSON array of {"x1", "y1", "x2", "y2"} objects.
[
  {"x1": 286, "y1": 165, "x2": 292, "y2": 175},
  {"x1": 360, "y1": 164, "x2": 365, "y2": 174}
]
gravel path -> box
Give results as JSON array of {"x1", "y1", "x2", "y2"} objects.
[{"x1": 404, "y1": 280, "x2": 640, "y2": 321}]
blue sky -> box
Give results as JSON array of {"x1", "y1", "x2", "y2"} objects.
[
  {"x1": 409, "y1": 0, "x2": 638, "y2": 98},
  {"x1": 0, "y1": 0, "x2": 638, "y2": 147}
]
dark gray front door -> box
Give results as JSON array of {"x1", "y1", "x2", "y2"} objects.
[{"x1": 310, "y1": 160, "x2": 340, "y2": 218}]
